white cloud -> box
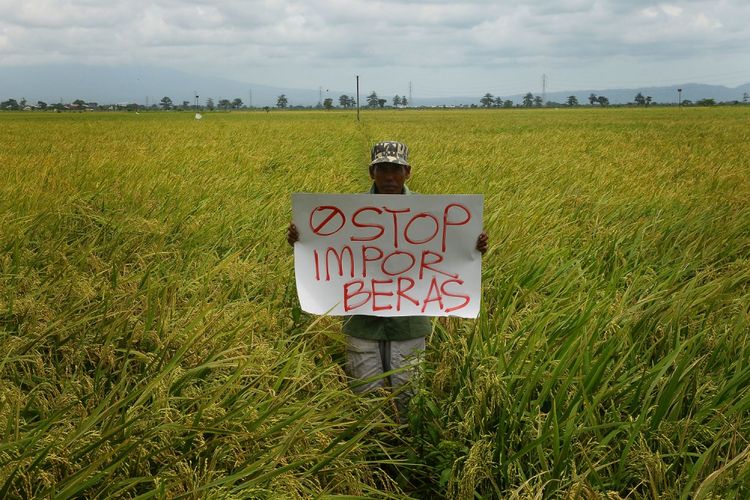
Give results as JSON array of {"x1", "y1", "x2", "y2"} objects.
[
  {"x1": 0, "y1": 0, "x2": 748, "y2": 91},
  {"x1": 661, "y1": 4, "x2": 683, "y2": 17},
  {"x1": 693, "y1": 12, "x2": 722, "y2": 29}
]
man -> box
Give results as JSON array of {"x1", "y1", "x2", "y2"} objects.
[{"x1": 287, "y1": 141, "x2": 488, "y2": 413}]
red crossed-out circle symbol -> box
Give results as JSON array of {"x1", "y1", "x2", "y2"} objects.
[{"x1": 309, "y1": 205, "x2": 346, "y2": 236}]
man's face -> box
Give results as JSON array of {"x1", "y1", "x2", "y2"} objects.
[{"x1": 369, "y1": 162, "x2": 411, "y2": 194}]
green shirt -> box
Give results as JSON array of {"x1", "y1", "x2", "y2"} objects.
[
  {"x1": 342, "y1": 183, "x2": 432, "y2": 340},
  {"x1": 343, "y1": 314, "x2": 432, "y2": 340}
]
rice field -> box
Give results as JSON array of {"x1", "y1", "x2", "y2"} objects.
[{"x1": 1, "y1": 107, "x2": 749, "y2": 498}]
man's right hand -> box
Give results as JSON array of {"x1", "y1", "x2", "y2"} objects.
[{"x1": 286, "y1": 223, "x2": 299, "y2": 246}]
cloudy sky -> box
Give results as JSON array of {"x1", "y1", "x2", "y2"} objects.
[{"x1": 2, "y1": 0, "x2": 749, "y2": 97}]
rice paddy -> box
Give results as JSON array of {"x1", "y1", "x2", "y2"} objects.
[{"x1": 1, "y1": 107, "x2": 749, "y2": 498}]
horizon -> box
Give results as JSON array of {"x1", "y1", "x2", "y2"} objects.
[
  {"x1": 2, "y1": 64, "x2": 749, "y2": 107},
  {"x1": 2, "y1": 0, "x2": 749, "y2": 103}
]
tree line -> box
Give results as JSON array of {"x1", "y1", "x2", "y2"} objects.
[
  {"x1": 159, "y1": 96, "x2": 244, "y2": 110},
  {"x1": 0, "y1": 96, "x2": 248, "y2": 111},
  {"x1": 477, "y1": 91, "x2": 750, "y2": 108},
  {"x1": 274, "y1": 91, "x2": 407, "y2": 109},
  {"x1": 3, "y1": 91, "x2": 749, "y2": 111},
  {"x1": 479, "y1": 92, "x2": 610, "y2": 107}
]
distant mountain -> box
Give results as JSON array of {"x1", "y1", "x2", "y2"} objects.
[
  {"x1": 522, "y1": 83, "x2": 749, "y2": 106},
  {"x1": 1, "y1": 64, "x2": 748, "y2": 107},
  {"x1": 0, "y1": 65, "x2": 350, "y2": 107},
  {"x1": 407, "y1": 83, "x2": 750, "y2": 107}
]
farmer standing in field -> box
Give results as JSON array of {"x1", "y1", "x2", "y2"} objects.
[{"x1": 287, "y1": 141, "x2": 488, "y2": 414}]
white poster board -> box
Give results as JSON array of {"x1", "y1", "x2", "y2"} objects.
[{"x1": 292, "y1": 193, "x2": 483, "y2": 318}]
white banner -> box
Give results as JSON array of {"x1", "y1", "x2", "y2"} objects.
[{"x1": 292, "y1": 193, "x2": 483, "y2": 318}]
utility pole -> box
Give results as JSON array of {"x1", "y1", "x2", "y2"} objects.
[
  {"x1": 318, "y1": 86, "x2": 322, "y2": 107},
  {"x1": 356, "y1": 75, "x2": 360, "y2": 121},
  {"x1": 542, "y1": 74, "x2": 547, "y2": 104},
  {"x1": 677, "y1": 88, "x2": 682, "y2": 107},
  {"x1": 249, "y1": 89, "x2": 252, "y2": 108},
  {"x1": 409, "y1": 81, "x2": 412, "y2": 107}
]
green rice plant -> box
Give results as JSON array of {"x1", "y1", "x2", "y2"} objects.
[
  {"x1": 383, "y1": 107, "x2": 750, "y2": 498},
  {"x1": 1, "y1": 107, "x2": 749, "y2": 498}
]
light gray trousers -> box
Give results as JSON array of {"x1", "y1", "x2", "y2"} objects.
[{"x1": 345, "y1": 336, "x2": 425, "y2": 412}]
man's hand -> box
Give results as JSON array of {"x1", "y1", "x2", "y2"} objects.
[
  {"x1": 476, "y1": 231, "x2": 489, "y2": 254},
  {"x1": 287, "y1": 223, "x2": 299, "y2": 246}
]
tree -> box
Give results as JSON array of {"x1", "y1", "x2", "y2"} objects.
[
  {"x1": 696, "y1": 98, "x2": 716, "y2": 106},
  {"x1": 206, "y1": 98, "x2": 215, "y2": 110},
  {"x1": 2, "y1": 98, "x2": 19, "y2": 110},
  {"x1": 37, "y1": 101, "x2": 47, "y2": 110},
  {"x1": 20, "y1": 98, "x2": 27, "y2": 108},
  {"x1": 634, "y1": 92, "x2": 646, "y2": 105},
  {"x1": 276, "y1": 94, "x2": 288, "y2": 108},
  {"x1": 393, "y1": 95, "x2": 402, "y2": 107},
  {"x1": 339, "y1": 95, "x2": 352, "y2": 108},
  {"x1": 503, "y1": 100, "x2": 513, "y2": 108},
  {"x1": 232, "y1": 98, "x2": 243, "y2": 109},
  {"x1": 533, "y1": 95, "x2": 543, "y2": 107},
  {"x1": 645, "y1": 96, "x2": 652, "y2": 106},
  {"x1": 743, "y1": 92, "x2": 749, "y2": 103},
  {"x1": 567, "y1": 95, "x2": 578, "y2": 106},
  {"x1": 522, "y1": 92, "x2": 534, "y2": 107},
  {"x1": 493, "y1": 96, "x2": 503, "y2": 107},
  {"x1": 218, "y1": 99, "x2": 231, "y2": 110},
  {"x1": 597, "y1": 95, "x2": 609, "y2": 106},
  {"x1": 323, "y1": 98, "x2": 333, "y2": 110},
  {"x1": 367, "y1": 91, "x2": 379, "y2": 107},
  {"x1": 377, "y1": 98, "x2": 387, "y2": 108},
  {"x1": 588, "y1": 93, "x2": 598, "y2": 105},
  {"x1": 182, "y1": 100, "x2": 190, "y2": 108},
  {"x1": 480, "y1": 93, "x2": 494, "y2": 108},
  {"x1": 73, "y1": 99, "x2": 86, "y2": 108},
  {"x1": 401, "y1": 96, "x2": 408, "y2": 107}
]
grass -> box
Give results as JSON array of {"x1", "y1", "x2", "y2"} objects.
[{"x1": 1, "y1": 107, "x2": 749, "y2": 498}]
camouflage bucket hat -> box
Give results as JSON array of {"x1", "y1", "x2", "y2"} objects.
[{"x1": 370, "y1": 141, "x2": 410, "y2": 167}]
